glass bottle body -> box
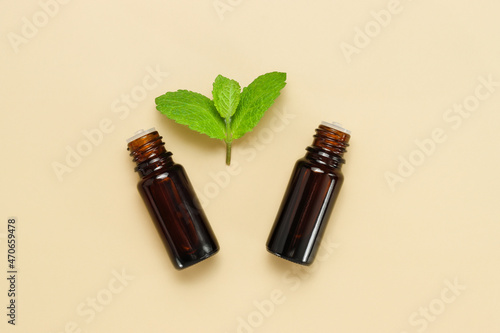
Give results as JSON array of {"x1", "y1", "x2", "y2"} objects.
[
  {"x1": 128, "y1": 129, "x2": 219, "y2": 270},
  {"x1": 267, "y1": 122, "x2": 350, "y2": 265}
]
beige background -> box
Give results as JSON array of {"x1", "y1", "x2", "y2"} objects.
[{"x1": 1, "y1": 0, "x2": 500, "y2": 332}]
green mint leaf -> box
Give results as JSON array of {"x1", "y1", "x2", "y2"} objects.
[
  {"x1": 212, "y1": 75, "x2": 241, "y2": 165},
  {"x1": 231, "y1": 72, "x2": 287, "y2": 139},
  {"x1": 155, "y1": 72, "x2": 286, "y2": 165},
  {"x1": 212, "y1": 75, "x2": 241, "y2": 119},
  {"x1": 155, "y1": 90, "x2": 226, "y2": 140}
]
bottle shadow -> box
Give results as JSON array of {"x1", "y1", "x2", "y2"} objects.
[{"x1": 171, "y1": 253, "x2": 221, "y2": 283}]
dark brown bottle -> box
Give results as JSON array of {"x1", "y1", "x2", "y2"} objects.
[
  {"x1": 266, "y1": 122, "x2": 351, "y2": 265},
  {"x1": 127, "y1": 128, "x2": 219, "y2": 270}
]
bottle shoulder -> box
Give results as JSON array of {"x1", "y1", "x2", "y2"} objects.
[
  {"x1": 296, "y1": 157, "x2": 343, "y2": 178},
  {"x1": 138, "y1": 163, "x2": 184, "y2": 186}
]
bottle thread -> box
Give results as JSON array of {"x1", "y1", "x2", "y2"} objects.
[
  {"x1": 305, "y1": 124, "x2": 350, "y2": 169},
  {"x1": 127, "y1": 131, "x2": 173, "y2": 177}
]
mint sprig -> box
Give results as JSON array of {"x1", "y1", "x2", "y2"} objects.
[{"x1": 155, "y1": 72, "x2": 286, "y2": 165}]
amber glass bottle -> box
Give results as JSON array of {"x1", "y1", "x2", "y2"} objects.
[
  {"x1": 127, "y1": 128, "x2": 219, "y2": 270},
  {"x1": 266, "y1": 122, "x2": 351, "y2": 265}
]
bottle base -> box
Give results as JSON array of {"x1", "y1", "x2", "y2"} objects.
[
  {"x1": 266, "y1": 247, "x2": 312, "y2": 266},
  {"x1": 175, "y1": 247, "x2": 220, "y2": 270}
]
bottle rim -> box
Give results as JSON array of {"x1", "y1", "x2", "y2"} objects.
[
  {"x1": 320, "y1": 121, "x2": 351, "y2": 135},
  {"x1": 126, "y1": 128, "x2": 157, "y2": 144}
]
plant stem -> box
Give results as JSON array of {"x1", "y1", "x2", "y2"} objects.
[
  {"x1": 225, "y1": 118, "x2": 232, "y2": 165},
  {"x1": 225, "y1": 141, "x2": 232, "y2": 165}
]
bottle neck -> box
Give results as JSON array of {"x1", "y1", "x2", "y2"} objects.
[
  {"x1": 127, "y1": 131, "x2": 174, "y2": 178},
  {"x1": 305, "y1": 124, "x2": 350, "y2": 169}
]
